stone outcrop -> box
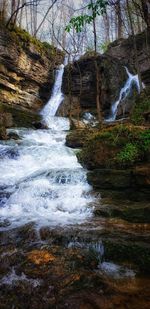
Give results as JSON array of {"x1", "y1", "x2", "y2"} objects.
[
  {"x1": 60, "y1": 54, "x2": 126, "y2": 118},
  {"x1": 106, "y1": 30, "x2": 150, "y2": 87},
  {"x1": 66, "y1": 123, "x2": 150, "y2": 191},
  {"x1": 0, "y1": 26, "x2": 64, "y2": 128},
  {"x1": 60, "y1": 30, "x2": 150, "y2": 119}
]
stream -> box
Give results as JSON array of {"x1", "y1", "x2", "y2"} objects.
[{"x1": 0, "y1": 64, "x2": 150, "y2": 308}]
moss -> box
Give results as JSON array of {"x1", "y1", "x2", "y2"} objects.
[
  {"x1": 116, "y1": 143, "x2": 139, "y2": 164},
  {"x1": 79, "y1": 124, "x2": 150, "y2": 168},
  {"x1": 131, "y1": 88, "x2": 150, "y2": 125},
  {"x1": 8, "y1": 25, "x2": 64, "y2": 60}
]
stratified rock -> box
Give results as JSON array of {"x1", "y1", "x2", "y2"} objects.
[{"x1": 0, "y1": 26, "x2": 64, "y2": 127}]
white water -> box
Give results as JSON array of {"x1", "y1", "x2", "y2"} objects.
[
  {"x1": 41, "y1": 63, "x2": 65, "y2": 122},
  {"x1": 0, "y1": 65, "x2": 93, "y2": 229},
  {"x1": 108, "y1": 67, "x2": 141, "y2": 121}
]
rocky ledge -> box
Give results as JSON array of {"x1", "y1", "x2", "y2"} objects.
[{"x1": 0, "y1": 25, "x2": 64, "y2": 133}]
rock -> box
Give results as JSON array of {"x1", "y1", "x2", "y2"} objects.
[
  {"x1": 0, "y1": 26, "x2": 64, "y2": 127},
  {"x1": 61, "y1": 54, "x2": 126, "y2": 118},
  {"x1": 7, "y1": 131, "x2": 20, "y2": 140},
  {"x1": 60, "y1": 31, "x2": 150, "y2": 120},
  {"x1": 131, "y1": 87, "x2": 150, "y2": 125},
  {"x1": 66, "y1": 128, "x2": 95, "y2": 148},
  {"x1": 88, "y1": 165, "x2": 150, "y2": 191},
  {"x1": 33, "y1": 121, "x2": 48, "y2": 130},
  {"x1": 0, "y1": 112, "x2": 13, "y2": 128},
  {"x1": 106, "y1": 30, "x2": 150, "y2": 87},
  {"x1": 0, "y1": 112, "x2": 13, "y2": 140},
  {"x1": 88, "y1": 169, "x2": 132, "y2": 190},
  {"x1": 70, "y1": 118, "x2": 87, "y2": 130},
  {"x1": 78, "y1": 124, "x2": 150, "y2": 169},
  {"x1": 0, "y1": 126, "x2": 7, "y2": 140}
]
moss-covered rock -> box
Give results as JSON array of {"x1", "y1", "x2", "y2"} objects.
[
  {"x1": 131, "y1": 87, "x2": 150, "y2": 125},
  {"x1": 78, "y1": 124, "x2": 150, "y2": 169}
]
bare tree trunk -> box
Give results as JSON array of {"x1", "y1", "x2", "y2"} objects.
[
  {"x1": 126, "y1": 0, "x2": 143, "y2": 91},
  {"x1": 103, "y1": 11, "x2": 110, "y2": 42},
  {"x1": 94, "y1": 60, "x2": 103, "y2": 126},
  {"x1": 34, "y1": 0, "x2": 58, "y2": 36},
  {"x1": 141, "y1": 0, "x2": 150, "y2": 28},
  {"x1": 116, "y1": 0, "x2": 123, "y2": 39},
  {"x1": 0, "y1": 0, "x2": 7, "y2": 22}
]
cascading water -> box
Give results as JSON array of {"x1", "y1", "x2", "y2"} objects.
[
  {"x1": 41, "y1": 63, "x2": 65, "y2": 121},
  {"x1": 107, "y1": 67, "x2": 141, "y2": 121},
  {"x1": 0, "y1": 63, "x2": 93, "y2": 230}
]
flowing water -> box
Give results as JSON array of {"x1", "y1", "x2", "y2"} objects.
[
  {"x1": 107, "y1": 67, "x2": 141, "y2": 121},
  {"x1": 0, "y1": 64, "x2": 93, "y2": 229},
  {"x1": 0, "y1": 64, "x2": 150, "y2": 308}
]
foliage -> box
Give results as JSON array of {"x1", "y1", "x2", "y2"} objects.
[
  {"x1": 79, "y1": 124, "x2": 150, "y2": 168},
  {"x1": 9, "y1": 25, "x2": 59, "y2": 57},
  {"x1": 116, "y1": 143, "x2": 139, "y2": 164},
  {"x1": 131, "y1": 89, "x2": 150, "y2": 125},
  {"x1": 65, "y1": 0, "x2": 108, "y2": 33},
  {"x1": 100, "y1": 41, "x2": 110, "y2": 53},
  {"x1": 115, "y1": 128, "x2": 150, "y2": 165}
]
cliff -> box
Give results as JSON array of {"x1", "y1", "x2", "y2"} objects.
[
  {"x1": 60, "y1": 30, "x2": 150, "y2": 119},
  {"x1": 106, "y1": 30, "x2": 150, "y2": 87},
  {"x1": 0, "y1": 25, "x2": 64, "y2": 131},
  {"x1": 60, "y1": 54, "x2": 126, "y2": 118}
]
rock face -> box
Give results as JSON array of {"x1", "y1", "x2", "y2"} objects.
[
  {"x1": 106, "y1": 30, "x2": 150, "y2": 87},
  {"x1": 0, "y1": 26, "x2": 64, "y2": 127},
  {"x1": 60, "y1": 54, "x2": 126, "y2": 118},
  {"x1": 66, "y1": 123, "x2": 150, "y2": 191},
  {"x1": 60, "y1": 30, "x2": 150, "y2": 119},
  {"x1": 0, "y1": 112, "x2": 13, "y2": 139}
]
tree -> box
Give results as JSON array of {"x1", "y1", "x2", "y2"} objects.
[{"x1": 66, "y1": 0, "x2": 108, "y2": 52}]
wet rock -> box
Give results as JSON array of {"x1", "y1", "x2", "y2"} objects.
[
  {"x1": 0, "y1": 112, "x2": 13, "y2": 140},
  {"x1": 87, "y1": 166, "x2": 150, "y2": 191},
  {"x1": 70, "y1": 118, "x2": 87, "y2": 130},
  {"x1": 61, "y1": 54, "x2": 126, "y2": 118},
  {"x1": 7, "y1": 132, "x2": 20, "y2": 140},
  {"x1": 106, "y1": 30, "x2": 150, "y2": 87},
  {"x1": 66, "y1": 129, "x2": 94, "y2": 148},
  {"x1": 33, "y1": 121, "x2": 48, "y2": 130},
  {"x1": 0, "y1": 126, "x2": 7, "y2": 140}
]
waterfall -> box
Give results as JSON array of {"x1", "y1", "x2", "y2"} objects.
[
  {"x1": 107, "y1": 67, "x2": 142, "y2": 121},
  {"x1": 41, "y1": 63, "x2": 65, "y2": 125},
  {"x1": 0, "y1": 61, "x2": 93, "y2": 230}
]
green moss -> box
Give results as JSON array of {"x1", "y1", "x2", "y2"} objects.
[
  {"x1": 131, "y1": 89, "x2": 150, "y2": 125},
  {"x1": 116, "y1": 143, "x2": 139, "y2": 164},
  {"x1": 79, "y1": 124, "x2": 150, "y2": 168},
  {"x1": 8, "y1": 25, "x2": 64, "y2": 59}
]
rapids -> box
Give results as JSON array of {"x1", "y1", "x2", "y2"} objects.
[{"x1": 0, "y1": 64, "x2": 93, "y2": 229}]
